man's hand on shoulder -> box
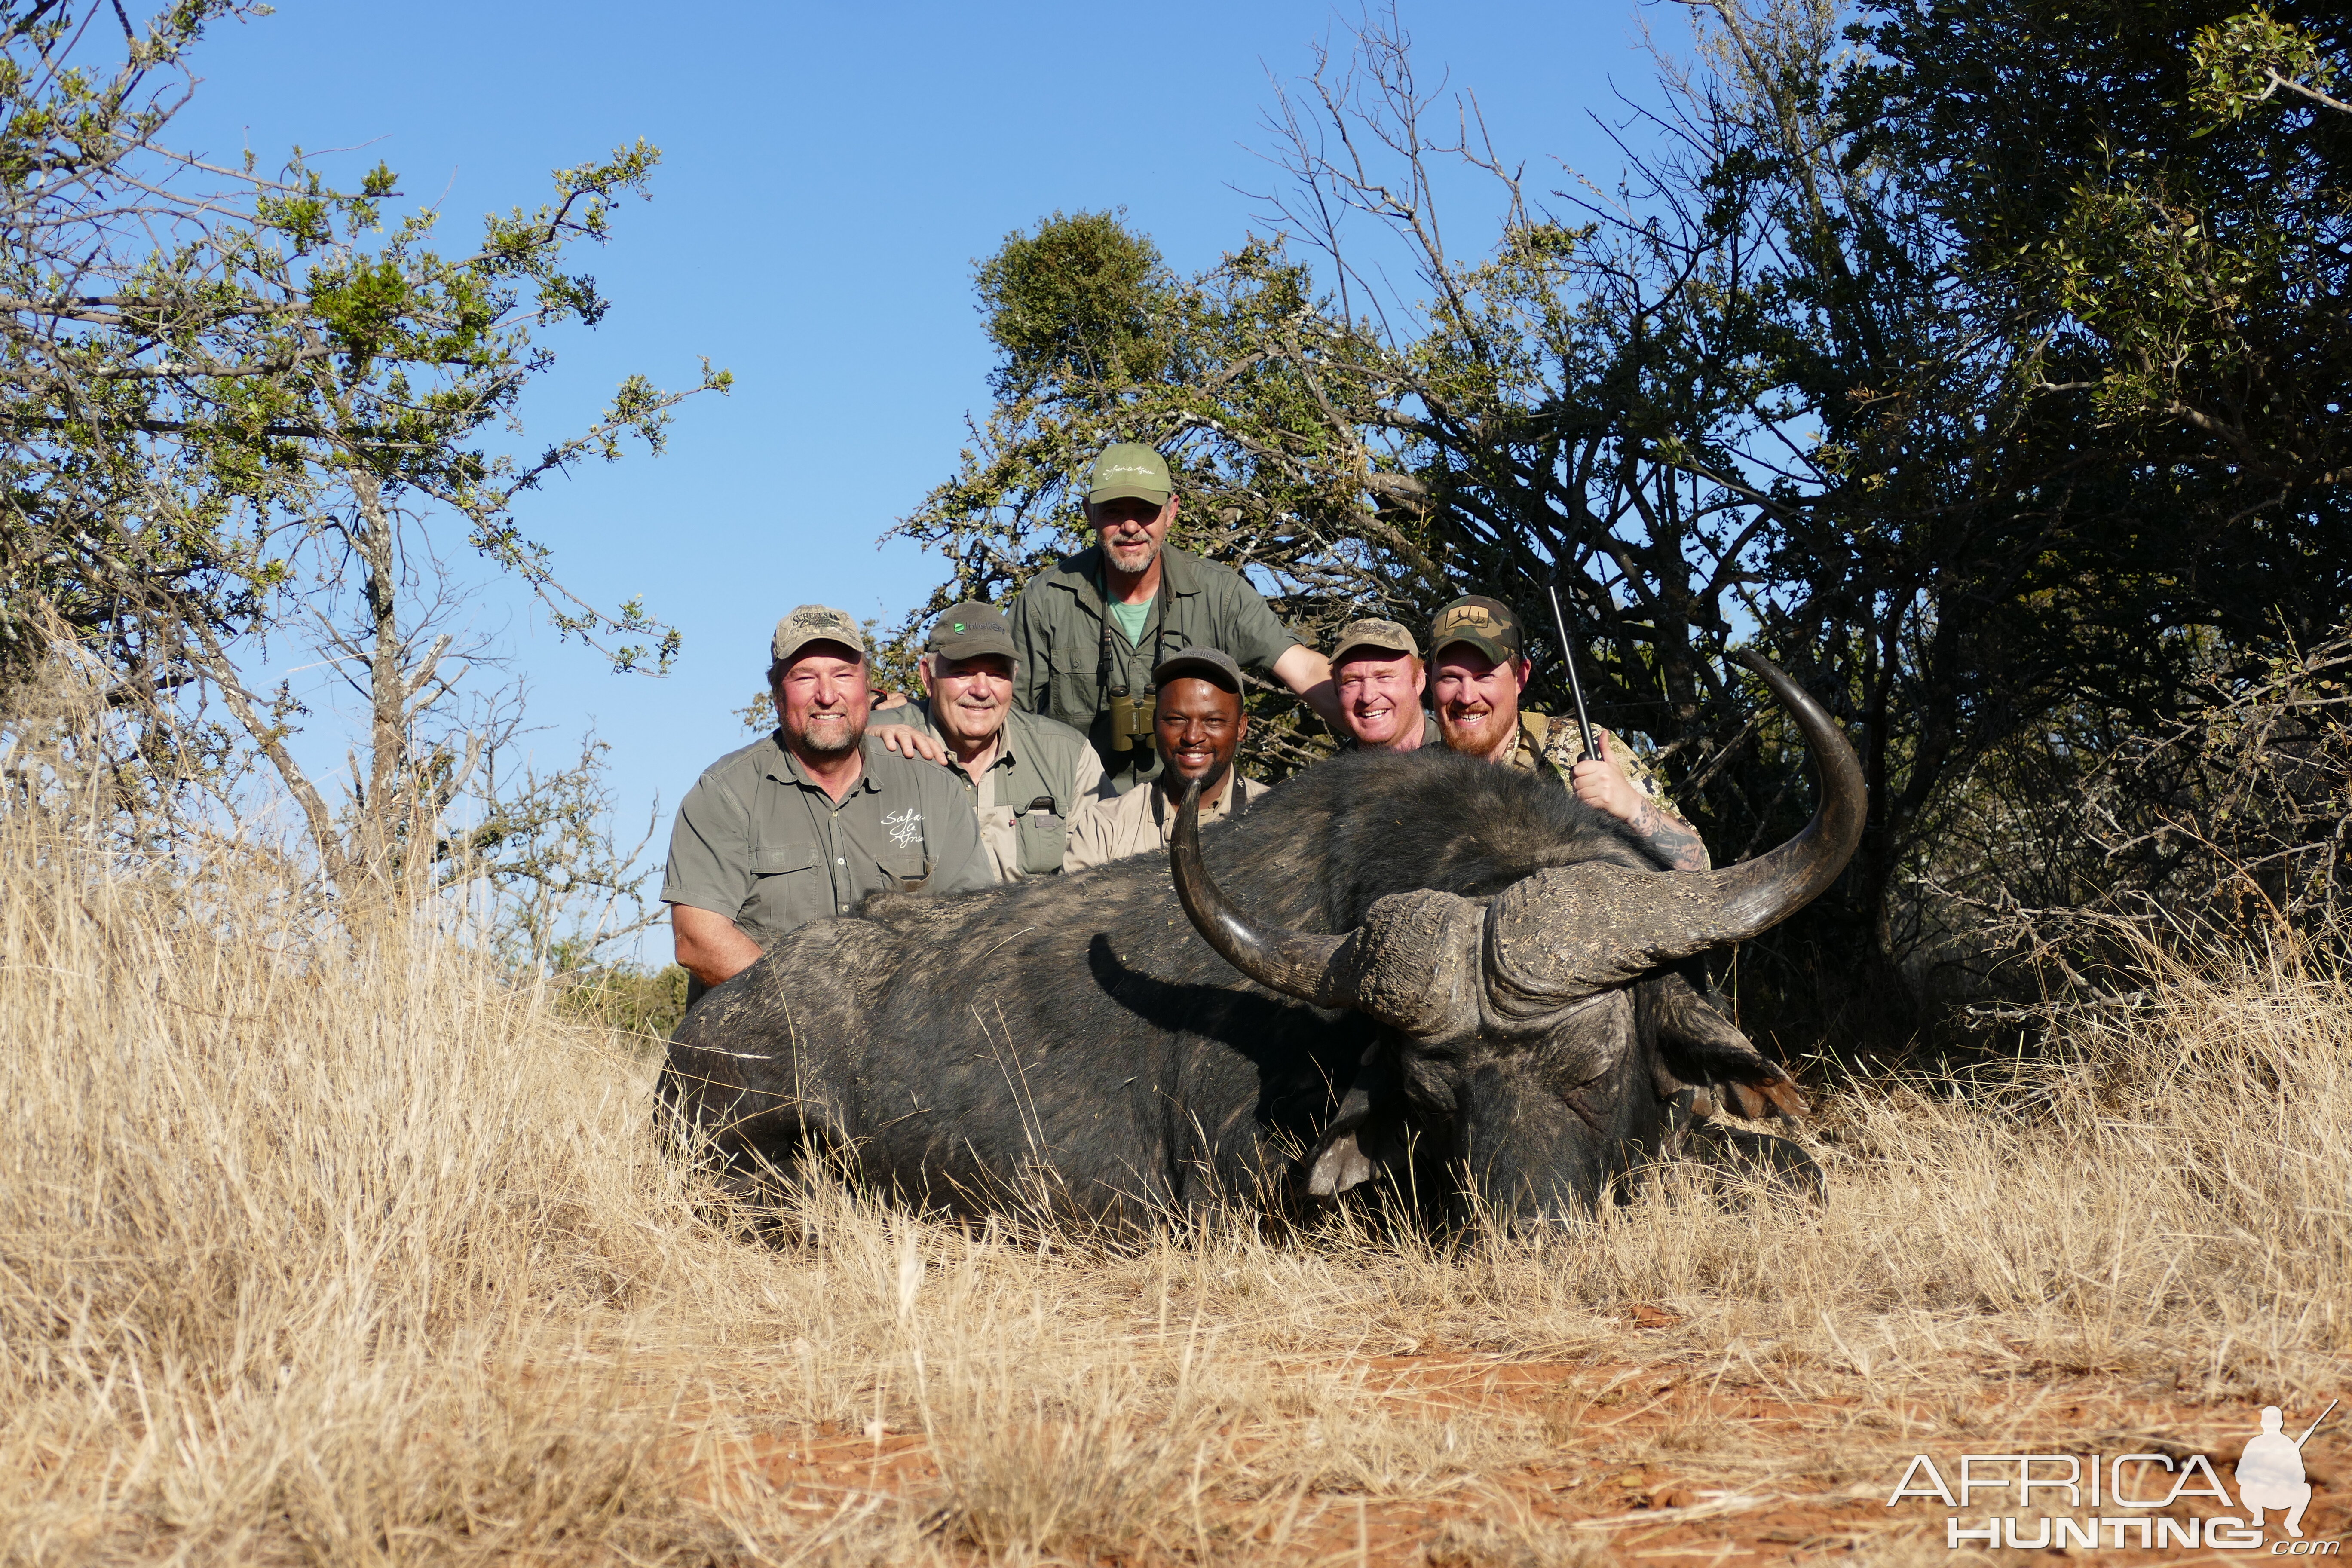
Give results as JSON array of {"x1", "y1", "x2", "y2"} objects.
[{"x1": 871, "y1": 722, "x2": 948, "y2": 765}]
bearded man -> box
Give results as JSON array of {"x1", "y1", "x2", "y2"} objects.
[
  {"x1": 1007, "y1": 443, "x2": 1343, "y2": 796},
  {"x1": 1428, "y1": 594, "x2": 1710, "y2": 873},
  {"x1": 660, "y1": 605, "x2": 992, "y2": 1009}
]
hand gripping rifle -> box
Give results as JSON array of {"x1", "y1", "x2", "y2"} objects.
[{"x1": 1545, "y1": 581, "x2": 1599, "y2": 766}]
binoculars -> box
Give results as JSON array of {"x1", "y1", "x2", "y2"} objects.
[{"x1": 1106, "y1": 687, "x2": 1157, "y2": 752}]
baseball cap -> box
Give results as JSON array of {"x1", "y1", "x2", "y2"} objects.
[
  {"x1": 1428, "y1": 595, "x2": 1525, "y2": 664},
  {"x1": 925, "y1": 600, "x2": 1017, "y2": 662},
  {"x1": 1086, "y1": 442, "x2": 1173, "y2": 506},
  {"x1": 1151, "y1": 645, "x2": 1244, "y2": 695},
  {"x1": 771, "y1": 604, "x2": 866, "y2": 663},
  {"x1": 1330, "y1": 617, "x2": 1421, "y2": 664}
]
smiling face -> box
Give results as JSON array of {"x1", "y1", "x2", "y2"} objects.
[
  {"x1": 774, "y1": 644, "x2": 870, "y2": 760},
  {"x1": 1334, "y1": 651, "x2": 1425, "y2": 749},
  {"x1": 920, "y1": 652, "x2": 1015, "y2": 748},
  {"x1": 1154, "y1": 674, "x2": 1245, "y2": 791},
  {"x1": 1087, "y1": 494, "x2": 1176, "y2": 580},
  {"x1": 1431, "y1": 646, "x2": 1530, "y2": 762}
]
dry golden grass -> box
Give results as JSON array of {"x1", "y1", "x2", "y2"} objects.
[{"x1": 2, "y1": 778, "x2": 2347, "y2": 1565}]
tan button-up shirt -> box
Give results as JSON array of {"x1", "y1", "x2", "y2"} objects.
[{"x1": 1061, "y1": 774, "x2": 1274, "y2": 871}]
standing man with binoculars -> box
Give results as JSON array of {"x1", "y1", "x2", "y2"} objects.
[{"x1": 1007, "y1": 443, "x2": 1343, "y2": 796}]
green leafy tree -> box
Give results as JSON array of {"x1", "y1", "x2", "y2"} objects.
[
  {"x1": 0, "y1": 0, "x2": 728, "y2": 929},
  {"x1": 894, "y1": 2, "x2": 2352, "y2": 1051}
]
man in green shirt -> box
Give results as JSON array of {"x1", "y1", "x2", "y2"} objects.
[
  {"x1": 1007, "y1": 442, "x2": 1343, "y2": 794},
  {"x1": 873, "y1": 600, "x2": 1109, "y2": 879},
  {"x1": 660, "y1": 605, "x2": 994, "y2": 1008}
]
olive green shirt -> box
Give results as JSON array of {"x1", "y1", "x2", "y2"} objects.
[
  {"x1": 661, "y1": 731, "x2": 993, "y2": 997},
  {"x1": 882, "y1": 701, "x2": 1110, "y2": 880},
  {"x1": 1007, "y1": 542, "x2": 1303, "y2": 794}
]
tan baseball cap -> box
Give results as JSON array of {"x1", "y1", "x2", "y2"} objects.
[
  {"x1": 925, "y1": 600, "x2": 1017, "y2": 662},
  {"x1": 771, "y1": 604, "x2": 866, "y2": 663},
  {"x1": 1330, "y1": 617, "x2": 1421, "y2": 664},
  {"x1": 1086, "y1": 442, "x2": 1173, "y2": 506},
  {"x1": 1428, "y1": 594, "x2": 1525, "y2": 663}
]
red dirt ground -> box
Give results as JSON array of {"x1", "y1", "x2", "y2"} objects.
[{"x1": 692, "y1": 1318, "x2": 2348, "y2": 1565}]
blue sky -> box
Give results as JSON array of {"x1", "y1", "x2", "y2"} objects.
[{"x1": 172, "y1": 1, "x2": 1688, "y2": 942}]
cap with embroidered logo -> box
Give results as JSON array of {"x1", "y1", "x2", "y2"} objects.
[
  {"x1": 771, "y1": 604, "x2": 867, "y2": 663},
  {"x1": 925, "y1": 600, "x2": 1017, "y2": 662},
  {"x1": 1428, "y1": 594, "x2": 1525, "y2": 663},
  {"x1": 1086, "y1": 442, "x2": 1173, "y2": 507},
  {"x1": 1331, "y1": 616, "x2": 1421, "y2": 664}
]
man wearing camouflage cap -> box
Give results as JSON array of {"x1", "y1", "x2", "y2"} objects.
[
  {"x1": 1329, "y1": 616, "x2": 1440, "y2": 752},
  {"x1": 1062, "y1": 647, "x2": 1273, "y2": 871},
  {"x1": 660, "y1": 605, "x2": 993, "y2": 1008},
  {"x1": 1008, "y1": 442, "x2": 1343, "y2": 796},
  {"x1": 873, "y1": 600, "x2": 1110, "y2": 880},
  {"x1": 1427, "y1": 594, "x2": 1709, "y2": 872}
]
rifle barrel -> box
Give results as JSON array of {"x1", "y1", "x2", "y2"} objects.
[{"x1": 1547, "y1": 583, "x2": 1599, "y2": 764}]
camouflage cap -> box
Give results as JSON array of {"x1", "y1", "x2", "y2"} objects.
[
  {"x1": 1085, "y1": 442, "x2": 1173, "y2": 507},
  {"x1": 925, "y1": 600, "x2": 1017, "y2": 662},
  {"x1": 1152, "y1": 645, "x2": 1244, "y2": 695},
  {"x1": 1428, "y1": 594, "x2": 1525, "y2": 664},
  {"x1": 1330, "y1": 616, "x2": 1421, "y2": 664},
  {"x1": 771, "y1": 604, "x2": 866, "y2": 663}
]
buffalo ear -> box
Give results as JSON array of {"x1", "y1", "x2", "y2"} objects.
[
  {"x1": 1306, "y1": 1127, "x2": 1377, "y2": 1197},
  {"x1": 1649, "y1": 971, "x2": 1809, "y2": 1123},
  {"x1": 1301, "y1": 1055, "x2": 1403, "y2": 1198}
]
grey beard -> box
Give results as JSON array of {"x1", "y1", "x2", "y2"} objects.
[{"x1": 790, "y1": 710, "x2": 867, "y2": 760}]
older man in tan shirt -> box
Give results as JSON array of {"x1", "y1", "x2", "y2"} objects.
[{"x1": 1062, "y1": 646, "x2": 1272, "y2": 870}]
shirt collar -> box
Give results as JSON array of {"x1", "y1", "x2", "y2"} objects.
[
  {"x1": 765, "y1": 729, "x2": 882, "y2": 793},
  {"x1": 922, "y1": 702, "x2": 1020, "y2": 771},
  {"x1": 1150, "y1": 772, "x2": 1237, "y2": 823}
]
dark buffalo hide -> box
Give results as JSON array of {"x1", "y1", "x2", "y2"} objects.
[{"x1": 661, "y1": 679, "x2": 1849, "y2": 1229}]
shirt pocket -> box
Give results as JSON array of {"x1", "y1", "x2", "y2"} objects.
[
  {"x1": 739, "y1": 841, "x2": 827, "y2": 938},
  {"x1": 752, "y1": 844, "x2": 821, "y2": 878},
  {"x1": 1012, "y1": 804, "x2": 1068, "y2": 876}
]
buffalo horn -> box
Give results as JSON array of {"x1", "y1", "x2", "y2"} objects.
[
  {"x1": 1169, "y1": 781, "x2": 1482, "y2": 1036},
  {"x1": 1168, "y1": 778, "x2": 1354, "y2": 1005},
  {"x1": 1485, "y1": 649, "x2": 1867, "y2": 1002}
]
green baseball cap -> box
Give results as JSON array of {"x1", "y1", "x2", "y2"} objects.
[
  {"x1": 1428, "y1": 594, "x2": 1525, "y2": 664},
  {"x1": 925, "y1": 600, "x2": 1017, "y2": 662},
  {"x1": 771, "y1": 604, "x2": 866, "y2": 663},
  {"x1": 1331, "y1": 616, "x2": 1421, "y2": 664},
  {"x1": 1086, "y1": 442, "x2": 1173, "y2": 507}
]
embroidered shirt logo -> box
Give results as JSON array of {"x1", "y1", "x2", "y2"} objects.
[{"x1": 884, "y1": 808, "x2": 923, "y2": 847}]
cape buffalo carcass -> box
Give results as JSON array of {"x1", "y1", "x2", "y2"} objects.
[{"x1": 661, "y1": 652, "x2": 1864, "y2": 1227}]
